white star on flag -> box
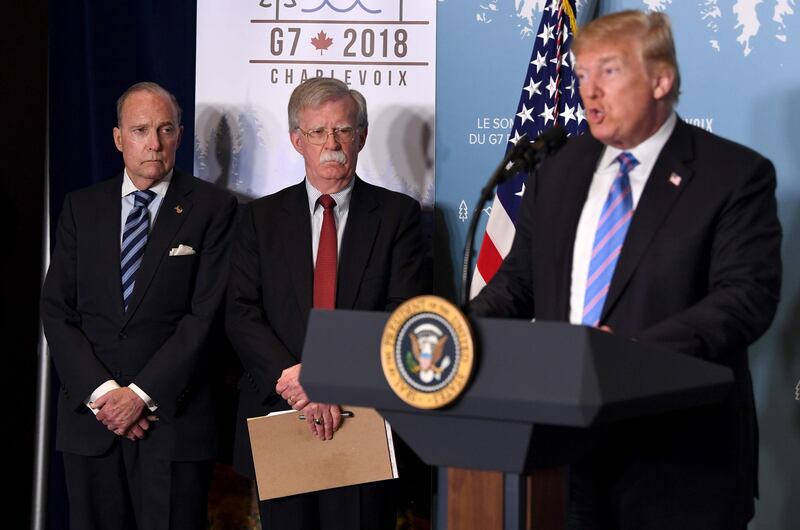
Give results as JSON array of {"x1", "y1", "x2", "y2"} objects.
[
  {"x1": 515, "y1": 183, "x2": 526, "y2": 197},
  {"x1": 523, "y1": 77, "x2": 542, "y2": 99},
  {"x1": 531, "y1": 51, "x2": 548, "y2": 73},
  {"x1": 546, "y1": 76, "x2": 558, "y2": 98},
  {"x1": 538, "y1": 23, "x2": 554, "y2": 46},
  {"x1": 509, "y1": 129, "x2": 523, "y2": 145},
  {"x1": 561, "y1": 104, "x2": 576, "y2": 125},
  {"x1": 564, "y1": 81, "x2": 575, "y2": 99},
  {"x1": 576, "y1": 104, "x2": 586, "y2": 125},
  {"x1": 550, "y1": 52, "x2": 570, "y2": 69},
  {"x1": 516, "y1": 104, "x2": 534, "y2": 125},
  {"x1": 539, "y1": 102, "x2": 555, "y2": 125}
]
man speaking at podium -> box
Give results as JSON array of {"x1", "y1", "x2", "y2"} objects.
[{"x1": 470, "y1": 10, "x2": 781, "y2": 530}]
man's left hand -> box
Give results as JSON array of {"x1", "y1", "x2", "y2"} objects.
[
  {"x1": 93, "y1": 387, "x2": 146, "y2": 435},
  {"x1": 303, "y1": 402, "x2": 342, "y2": 440}
]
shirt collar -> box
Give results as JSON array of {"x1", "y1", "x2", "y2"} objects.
[
  {"x1": 305, "y1": 176, "x2": 355, "y2": 215},
  {"x1": 597, "y1": 112, "x2": 677, "y2": 171},
  {"x1": 121, "y1": 169, "x2": 173, "y2": 198}
]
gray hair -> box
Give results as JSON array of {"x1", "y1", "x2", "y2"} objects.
[
  {"x1": 287, "y1": 77, "x2": 368, "y2": 131},
  {"x1": 116, "y1": 82, "x2": 183, "y2": 126}
]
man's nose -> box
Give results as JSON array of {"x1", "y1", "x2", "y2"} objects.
[
  {"x1": 579, "y1": 77, "x2": 599, "y2": 99},
  {"x1": 323, "y1": 130, "x2": 341, "y2": 149},
  {"x1": 146, "y1": 130, "x2": 162, "y2": 151}
]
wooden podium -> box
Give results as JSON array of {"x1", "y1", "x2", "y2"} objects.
[{"x1": 299, "y1": 310, "x2": 734, "y2": 529}]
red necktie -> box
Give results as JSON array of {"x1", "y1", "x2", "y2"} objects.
[{"x1": 313, "y1": 194, "x2": 337, "y2": 309}]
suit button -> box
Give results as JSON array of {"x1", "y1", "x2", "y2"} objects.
[{"x1": 119, "y1": 332, "x2": 128, "y2": 340}]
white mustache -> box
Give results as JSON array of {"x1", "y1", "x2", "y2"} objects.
[{"x1": 319, "y1": 150, "x2": 347, "y2": 165}]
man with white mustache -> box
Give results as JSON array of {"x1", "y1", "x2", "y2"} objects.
[{"x1": 227, "y1": 77, "x2": 427, "y2": 530}]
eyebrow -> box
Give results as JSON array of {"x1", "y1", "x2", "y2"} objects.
[
  {"x1": 128, "y1": 121, "x2": 176, "y2": 129},
  {"x1": 575, "y1": 54, "x2": 623, "y2": 70},
  {"x1": 306, "y1": 123, "x2": 354, "y2": 130}
]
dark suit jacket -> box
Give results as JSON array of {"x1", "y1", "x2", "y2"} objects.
[
  {"x1": 226, "y1": 176, "x2": 426, "y2": 476},
  {"x1": 41, "y1": 169, "x2": 237, "y2": 461},
  {"x1": 471, "y1": 119, "x2": 781, "y2": 527}
]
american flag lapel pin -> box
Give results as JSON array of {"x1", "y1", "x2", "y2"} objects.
[
  {"x1": 174, "y1": 205, "x2": 183, "y2": 214},
  {"x1": 668, "y1": 173, "x2": 682, "y2": 187}
]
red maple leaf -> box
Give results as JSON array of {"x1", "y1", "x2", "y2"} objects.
[{"x1": 311, "y1": 31, "x2": 333, "y2": 55}]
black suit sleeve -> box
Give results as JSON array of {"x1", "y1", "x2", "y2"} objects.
[
  {"x1": 635, "y1": 155, "x2": 782, "y2": 361},
  {"x1": 226, "y1": 204, "x2": 298, "y2": 405},
  {"x1": 133, "y1": 193, "x2": 238, "y2": 418},
  {"x1": 384, "y1": 198, "x2": 427, "y2": 310},
  {"x1": 41, "y1": 193, "x2": 116, "y2": 410}
]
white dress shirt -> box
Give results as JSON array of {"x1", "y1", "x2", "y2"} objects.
[{"x1": 568, "y1": 113, "x2": 677, "y2": 324}]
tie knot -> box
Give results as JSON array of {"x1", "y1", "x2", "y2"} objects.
[
  {"x1": 318, "y1": 194, "x2": 336, "y2": 210},
  {"x1": 132, "y1": 189, "x2": 157, "y2": 207},
  {"x1": 616, "y1": 152, "x2": 639, "y2": 175}
]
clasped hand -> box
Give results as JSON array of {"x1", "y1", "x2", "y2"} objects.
[
  {"x1": 92, "y1": 387, "x2": 156, "y2": 441},
  {"x1": 276, "y1": 363, "x2": 343, "y2": 440}
]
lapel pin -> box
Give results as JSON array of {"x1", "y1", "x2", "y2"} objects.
[
  {"x1": 174, "y1": 205, "x2": 183, "y2": 214},
  {"x1": 668, "y1": 173, "x2": 682, "y2": 187}
]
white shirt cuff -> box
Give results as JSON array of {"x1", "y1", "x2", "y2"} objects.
[
  {"x1": 129, "y1": 383, "x2": 158, "y2": 411},
  {"x1": 85, "y1": 380, "x2": 120, "y2": 415}
]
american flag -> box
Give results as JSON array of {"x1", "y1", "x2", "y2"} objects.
[{"x1": 471, "y1": 0, "x2": 587, "y2": 298}]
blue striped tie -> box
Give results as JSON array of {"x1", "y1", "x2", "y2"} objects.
[
  {"x1": 121, "y1": 189, "x2": 156, "y2": 311},
  {"x1": 582, "y1": 152, "x2": 638, "y2": 327}
]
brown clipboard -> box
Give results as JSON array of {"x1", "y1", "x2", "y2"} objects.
[{"x1": 247, "y1": 406, "x2": 398, "y2": 500}]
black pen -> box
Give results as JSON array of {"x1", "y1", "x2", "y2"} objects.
[{"x1": 298, "y1": 411, "x2": 354, "y2": 420}]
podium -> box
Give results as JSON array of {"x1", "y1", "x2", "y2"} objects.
[{"x1": 300, "y1": 309, "x2": 734, "y2": 528}]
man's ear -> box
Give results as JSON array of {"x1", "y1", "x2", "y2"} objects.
[
  {"x1": 290, "y1": 130, "x2": 304, "y2": 155},
  {"x1": 176, "y1": 124, "x2": 184, "y2": 149},
  {"x1": 113, "y1": 127, "x2": 123, "y2": 152},
  {"x1": 651, "y1": 64, "x2": 675, "y2": 101},
  {"x1": 358, "y1": 127, "x2": 368, "y2": 152}
]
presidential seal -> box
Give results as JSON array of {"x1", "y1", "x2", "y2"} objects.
[{"x1": 381, "y1": 295, "x2": 475, "y2": 409}]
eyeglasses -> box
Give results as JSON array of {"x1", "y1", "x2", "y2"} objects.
[{"x1": 297, "y1": 126, "x2": 358, "y2": 145}]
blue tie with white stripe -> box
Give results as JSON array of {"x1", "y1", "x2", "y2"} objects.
[
  {"x1": 121, "y1": 189, "x2": 156, "y2": 311},
  {"x1": 582, "y1": 152, "x2": 638, "y2": 327}
]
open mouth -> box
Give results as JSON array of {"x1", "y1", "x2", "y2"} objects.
[{"x1": 587, "y1": 108, "x2": 604, "y2": 122}]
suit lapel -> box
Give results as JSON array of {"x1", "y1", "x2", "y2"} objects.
[
  {"x1": 281, "y1": 183, "x2": 314, "y2": 319},
  {"x1": 602, "y1": 120, "x2": 695, "y2": 321},
  {"x1": 337, "y1": 177, "x2": 379, "y2": 309},
  {"x1": 100, "y1": 177, "x2": 126, "y2": 321},
  {"x1": 123, "y1": 170, "x2": 193, "y2": 325},
  {"x1": 551, "y1": 139, "x2": 604, "y2": 320}
]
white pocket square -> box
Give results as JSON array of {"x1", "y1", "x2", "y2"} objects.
[{"x1": 169, "y1": 244, "x2": 196, "y2": 257}]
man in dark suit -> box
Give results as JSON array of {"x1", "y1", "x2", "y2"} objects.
[
  {"x1": 41, "y1": 82, "x2": 237, "y2": 530},
  {"x1": 226, "y1": 77, "x2": 426, "y2": 530},
  {"x1": 470, "y1": 11, "x2": 781, "y2": 530}
]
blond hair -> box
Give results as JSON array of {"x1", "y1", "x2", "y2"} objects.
[{"x1": 573, "y1": 10, "x2": 681, "y2": 103}]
